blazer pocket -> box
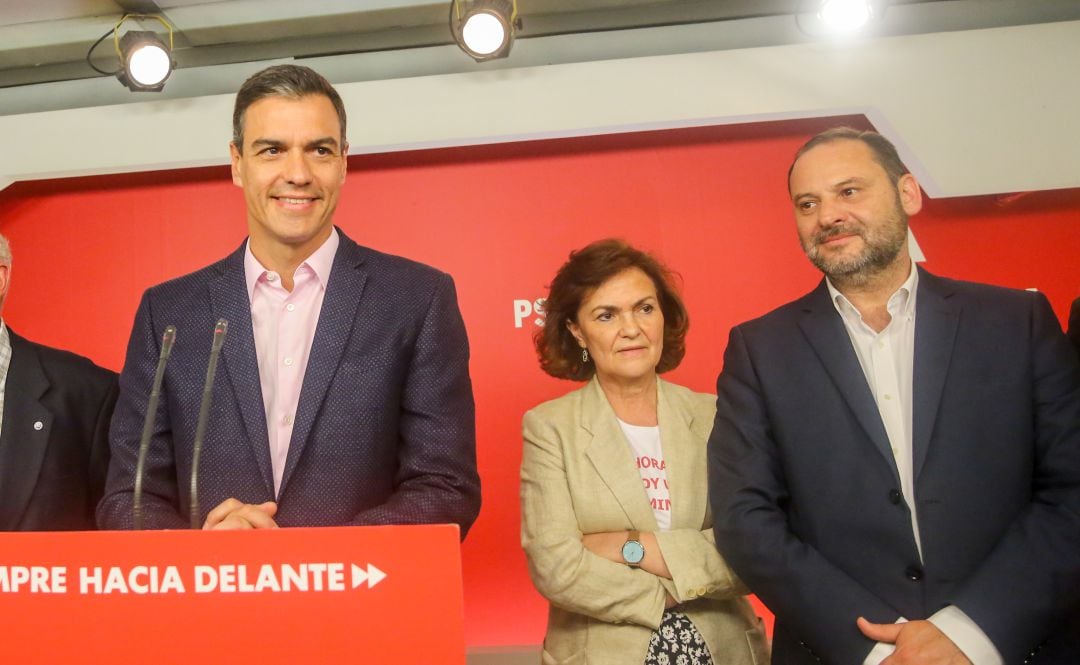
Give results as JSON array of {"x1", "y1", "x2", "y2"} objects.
[
  {"x1": 744, "y1": 617, "x2": 770, "y2": 665},
  {"x1": 541, "y1": 647, "x2": 587, "y2": 665}
]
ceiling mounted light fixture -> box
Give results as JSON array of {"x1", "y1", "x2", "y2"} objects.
[
  {"x1": 450, "y1": 0, "x2": 521, "y2": 62},
  {"x1": 86, "y1": 14, "x2": 176, "y2": 92},
  {"x1": 817, "y1": 0, "x2": 874, "y2": 33}
]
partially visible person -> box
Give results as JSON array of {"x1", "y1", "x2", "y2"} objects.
[
  {"x1": 521, "y1": 239, "x2": 767, "y2": 665},
  {"x1": 709, "y1": 127, "x2": 1080, "y2": 664},
  {"x1": 0, "y1": 232, "x2": 118, "y2": 530},
  {"x1": 98, "y1": 64, "x2": 480, "y2": 533},
  {"x1": 1069, "y1": 295, "x2": 1080, "y2": 356}
]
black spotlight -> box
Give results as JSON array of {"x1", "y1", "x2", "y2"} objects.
[
  {"x1": 450, "y1": 0, "x2": 520, "y2": 62},
  {"x1": 117, "y1": 30, "x2": 175, "y2": 92},
  {"x1": 86, "y1": 14, "x2": 176, "y2": 92}
]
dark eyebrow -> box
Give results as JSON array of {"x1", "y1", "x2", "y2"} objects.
[
  {"x1": 250, "y1": 139, "x2": 285, "y2": 150},
  {"x1": 588, "y1": 295, "x2": 657, "y2": 316},
  {"x1": 792, "y1": 177, "x2": 869, "y2": 203},
  {"x1": 248, "y1": 137, "x2": 340, "y2": 151},
  {"x1": 834, "y1": 177, "x2": 866, "y2": 189}
]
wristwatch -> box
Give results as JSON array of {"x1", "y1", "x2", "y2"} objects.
[{"x1": 621, "y1": 530, "x2": 645, "y2": 567}]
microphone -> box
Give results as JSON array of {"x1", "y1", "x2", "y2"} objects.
[
  {"x1": 133, "y1": 325, "x2": 177, "y2": 530},
  {"x1": 189, "y1": 318, "x2": 228, "y2": 529}
]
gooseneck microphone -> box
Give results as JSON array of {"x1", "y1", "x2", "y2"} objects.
[
  {"x1": 133, "y1": 325, "x2": 177, "y2": 530},
  {"x1": 189, "y1": 319, "x2": 229, "y2": 529}
]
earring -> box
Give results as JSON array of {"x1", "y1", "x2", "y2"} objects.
[{"x1": 582, "y1": 348, "x2": 589, "y2": 363}]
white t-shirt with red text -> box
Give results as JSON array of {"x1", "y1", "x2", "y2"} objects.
[{"x1": 618, "y1": 419, "x2": 671, "y2": 531}]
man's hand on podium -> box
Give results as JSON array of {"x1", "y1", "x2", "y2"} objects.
[{"x1": 203, "y1": 499, "x2": 279, "y2": 530}]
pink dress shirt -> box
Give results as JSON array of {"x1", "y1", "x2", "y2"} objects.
[{"x1": 244, "y1": 229, "x2": 339, "y2": 495}]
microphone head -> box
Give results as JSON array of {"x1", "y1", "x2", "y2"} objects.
[
  {"x1": 161, "y1": 325, "x2": 177, "y2": 358},
  {"x1": 211, "y1": 319, "x2": 228, "y2": 351}
]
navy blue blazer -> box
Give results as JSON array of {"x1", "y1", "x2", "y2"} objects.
[
  {"x1": 98, "y1": 230, "x2": 480, "y2": 534},
  {"x1": 0, "y1": 329, "x2": 117, "y2": 531},
  {"x1": 709, "y1": 269, "x2": 1080, "y2": 664},
  {"x1": 1068, "y1": 296, "x2": 1079, "y2": 356}
]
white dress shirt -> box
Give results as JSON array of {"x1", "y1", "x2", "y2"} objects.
[
  {"x1": 0, "y1": 321, "x2": 10, "y2": 442},
  {"x1": 827, "y1": 266, "x2": 1004, "y2": 665}
]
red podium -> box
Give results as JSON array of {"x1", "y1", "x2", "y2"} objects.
[{"x1": 0, "y1": 525, "x2": 466, "y2": 664}]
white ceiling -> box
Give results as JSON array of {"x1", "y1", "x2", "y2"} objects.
[
  {"x1": 4, "y1": 0, "x2": 1080, "y2": 116},
  {"x1": 2, "y1": 1, "x2": 1079, "y2": 198}
]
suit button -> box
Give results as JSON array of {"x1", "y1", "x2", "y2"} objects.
[
  {"x1": 888, "y1": 489, "x2": 902, "y2": 505},
  {"x1": 905, "y1": 565, "x2": 923, "y2": 581}
]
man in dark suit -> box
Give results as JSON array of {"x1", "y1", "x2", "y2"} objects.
[
  {"x1": 1069, "y1": 296, "x2": 1080, "y2": 355},
  {"x1": 0, "y1": 233, "x2": 118, "y2": 531},
  {"x1": 708, "y1": 128, "x2": 1080, "y2": 664},
  {"x1": 98, "y1": 65, "x2": 480, "y2": 534}
]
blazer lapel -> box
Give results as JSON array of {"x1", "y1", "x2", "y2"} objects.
[
  {"x1": 581, "y1": 378, "x2": 658, "y2": 530},
  {"x1": 207, "y1": 243, "x2": 275, "y2": 496},
  {"x1": 656, "y1": 379, "x2": 706, "y2": 530},
  {"x1": 278, "y1": 231, "x2": 368, "y2": 496},
  {"x1": 0, "y1": 332, "x2": 54, "y2": 530},
  {"x1": 912, "y1": 269, "x2": 960, "y2": 481},
  {"x1": 797, "y1": 281, "x2": 900, "y2": 482}
]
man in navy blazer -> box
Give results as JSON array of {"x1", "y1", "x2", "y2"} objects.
[
  {"x1": 98, "y1": 65, "x2": 480, "y2": 534},
  {"x1": 1069, "y1": 296, "x2": 1080, "y2": 355},
  {"x1": 709, "y1": 128, "x2": 1080, "y2": 664},
  {"x1": 0, "y1": 234, "x2": 118, "y2": 531}
]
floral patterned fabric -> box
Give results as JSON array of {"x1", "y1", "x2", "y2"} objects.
[{"x1": 644, "y1": 611, "x2": 714, "y2": 665}]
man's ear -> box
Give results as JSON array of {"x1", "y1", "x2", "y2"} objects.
[
  {"x1": 898, "y1": 173, "x2": 923, "y2": 216},
  {"x1": 0, "y1": 265, "x2": 10, "y2": 312},
  {"x1": 229, "y1": 142, "x2": 244, "y2": 187},
  {"x1": 339, "y1": 141, "x2": 349, "y2": 184}
]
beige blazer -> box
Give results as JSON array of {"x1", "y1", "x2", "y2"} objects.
[{"x1": 521, "y1": 377, "x2": 769, "y2": 665}]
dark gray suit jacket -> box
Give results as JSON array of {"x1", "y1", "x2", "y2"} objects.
[
  {"x1": 709, "y1": 269, "x2": 1080, "y2": 664},
  {"x1": 1069, "y1": 296, "x2": 1080, "y2": 356},
  {"x1": 0, "y1": 329, "x2": 117, "y2": 531},
  {"x1": 97, "y1": 229, "x2": 480, "y2": 534}
]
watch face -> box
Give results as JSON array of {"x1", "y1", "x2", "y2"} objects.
[{"x1": 621, "y1": 540, "x2": 645, "y2": 565}]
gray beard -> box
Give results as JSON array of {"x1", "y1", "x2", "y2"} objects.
[{"x1": 806, "y1": 228, "x2": 905, "y2": 286}]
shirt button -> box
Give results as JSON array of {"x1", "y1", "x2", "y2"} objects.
[
  {"x1": 883, "y1": 394, "x2": 892, "y2": 400},
  {"x1": 266, "y1": 272, "x2": 278, "y2": 282},
  {"x1": 283, "y1": 357, "x2": 294, "y2": 366},
  {"x1": 283, "y1": 414, "x2": 293, "y2": 425},
  {"x1": 285, "y1": 303, "x2": 296, "y2": 312}
]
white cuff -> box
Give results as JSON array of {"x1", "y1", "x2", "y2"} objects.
[{"x1": 928, "y1": 605, "x2": 1004, "y2": 665}]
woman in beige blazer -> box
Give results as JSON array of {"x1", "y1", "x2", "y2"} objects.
[{"x1": 521, "y1": 239, "x2": 768, "y2": 665}]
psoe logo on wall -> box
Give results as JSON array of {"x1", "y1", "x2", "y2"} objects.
[{"x1": 513, "y1": 298, "x2": 546, "y2": 328}]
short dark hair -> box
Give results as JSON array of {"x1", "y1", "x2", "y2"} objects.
[
  {"x1": 788, "y1": 127, "x2": 909, "y2": 190},
  {"x1": 535, "y1": 239, "x2": 689, "y2": 381},
  {"x1": 232, "y1": 64, "x2": 347, "y2": 151}
]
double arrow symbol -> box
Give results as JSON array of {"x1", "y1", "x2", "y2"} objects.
[{"x1": 350, "y1": 563, "x2": 386, "y2": 590}]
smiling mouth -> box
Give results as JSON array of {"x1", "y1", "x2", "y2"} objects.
[{"x1": 274, "y1": 196, "x2": 318, "y2": 205}]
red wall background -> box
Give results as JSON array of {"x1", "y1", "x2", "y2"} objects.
[{"x1": 1, "y1": 116, "x2": 1078, "y2": 646}]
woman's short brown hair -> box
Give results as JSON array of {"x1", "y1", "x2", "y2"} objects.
[{"x1": 535, "y1": 239, "x2": 689, "y2": 381}]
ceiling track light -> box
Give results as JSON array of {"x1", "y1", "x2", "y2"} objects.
[
  {"x1": 450, "y1": 0, "x2": 521, "y2": 62},
  {"x1": 818, "y1": 0, "x2": 873, "y2": 32},
  {"x1": 86, "y1": 13, "x2": 176, "y2": 92},
  {"x1": 795, "y1": 0, "x2": 888, "y2": 37}
]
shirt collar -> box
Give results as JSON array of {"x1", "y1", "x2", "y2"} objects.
[
  {"x1": 826, "y1": 260, "x2": 919, "y2": 323},
  {"x1": 244, "y1": 227, "x2": 340, "y2": 299}
]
